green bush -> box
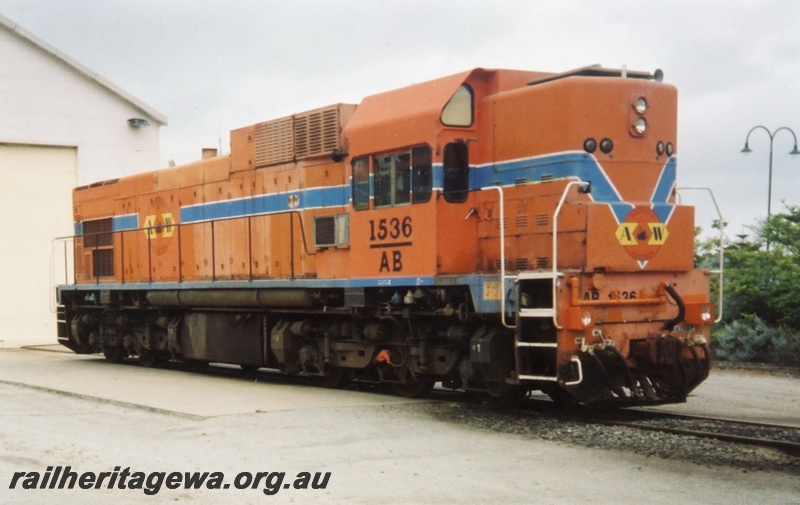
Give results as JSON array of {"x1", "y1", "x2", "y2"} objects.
[
  {"x1": 696, "y1": 207, "x2": 800, "y2": 327},
  {"x1": 713, "y1": 315, "x2": 800, "y2": 365}
]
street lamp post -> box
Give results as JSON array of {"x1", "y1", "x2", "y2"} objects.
[{"x1": 741, "y1": 125, "x2": 800, "y2": 250}]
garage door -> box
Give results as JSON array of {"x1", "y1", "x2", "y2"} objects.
[{"x1": 0, "y1": 144, "x2": 76, "y2": 348}]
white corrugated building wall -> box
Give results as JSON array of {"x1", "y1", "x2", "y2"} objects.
[{"x1": 0, "y1": 14, "x2": 166, "y2": 347}]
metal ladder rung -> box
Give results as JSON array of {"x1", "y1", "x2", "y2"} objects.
[
  {"x1": 518, "y1": 374, "x2": 558, "y2": 381},
  {"x1": 516, "y1": 272, "x2": 561, "y2": 281},
  {"x1": 516, "y1": 342, "x2": 557, "y2": 348},
  {"x1": 519, "y1": 308, "x2": 555, "y2": 318}
]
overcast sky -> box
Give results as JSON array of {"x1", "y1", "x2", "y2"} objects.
[{"x1": 2, "y1": 0, "x2": 799, "y2": 238}]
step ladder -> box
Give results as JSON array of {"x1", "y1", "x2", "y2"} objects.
[
  {"x1": 514, "y1": 272, "x2": 560, "y2": 381},
  {"x1": 484, "y1": 180, "x2": 589, "y2": 384}
]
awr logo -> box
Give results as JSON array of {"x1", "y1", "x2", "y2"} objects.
[
  {"x1": 615, "y1": 207, "x2": 669, "y2": 262},
  {"x1": 143, "y1": 212, "x2": 175, "y2": 239},
  {"x1": 143, "y1": 196, "x2": 176, "y2": 255}
]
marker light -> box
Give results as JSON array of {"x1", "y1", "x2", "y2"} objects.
[
  {"x1": 656, "y1": 141, "x2": 665, "y2": 156},
  {"x1": 581, "y1": 310, "x2": 593, "y2": 327},
  {"x1": 666, "y1": 142, "x2": 675, "y2": 156},
  {"x1": 634, "y1": 97, "x2": 647, "y2": 114},
  {"x1": 600, "y1": 138, "x2": 614, "y2": 154},
  {"x1": 584, "y1": 138, "x2": 597, "y2": 153},
  {"x1": 701, "y1": 305, "x2": 712, "y2": 322}
]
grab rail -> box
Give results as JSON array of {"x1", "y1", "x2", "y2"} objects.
[
  {"x1": 52, "y1": 209, "x2": 316, "y2": 287},
  {"x1": 676, "y1": 187, "x2": 725, "y2": 323},
  {"x1": 481, "y1": 186, "x2": 514, "y2": 329},
  {"x1": 552, "y1": 180, "x2": 590, "y2": 329}
]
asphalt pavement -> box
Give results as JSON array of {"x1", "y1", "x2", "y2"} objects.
[{"x1": 1, "y1": 347, "x2": 798, "y2": 505}]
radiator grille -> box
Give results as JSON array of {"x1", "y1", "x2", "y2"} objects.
[
  {"x1": 253, "y1": 105, "x2": 349, "y2": 168},
  {"x1": 77, "y1": 253, "x2": 91, "y2": 279},
  {"x1": 93, "y1": 249, "x2": 114, "y2": 277},
  {"x1": 295, "y1": 107, "x2": 340, "y2": 159},
  {"x1": 82, "y1": 218, "x2": 113, "y2": 247},
  {"x1": 254, "y1": 117, "x2": 294, "y2": 167}
]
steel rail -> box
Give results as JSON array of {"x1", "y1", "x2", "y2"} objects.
[
  {"x1": 587, "y1": 417, "x2": 800, "y2": 456},
  {"x1": 510, "y1": 399, "x2": 800, "y2": 456}
]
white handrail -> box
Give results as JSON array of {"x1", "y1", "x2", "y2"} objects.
[
  {"x1": 676, "y1": 187, "x2": 725, "y2": 323},
  {"x1": 552, "y1": 181, "x2": 590, "y2": 329},
  {"x1": 481, "y1": 186, "x2": 514, "y2": 328},
  {"x1": 50, "y1": 237, "x2": 74, "y2": 313}
]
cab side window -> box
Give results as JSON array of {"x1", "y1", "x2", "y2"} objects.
[
  {"x1": 352, "y1": 157, "x2": 370, "y2": 211},
  {"x1": 441, "y1": 84, "x2": 474, "y2": 127},
  {"x1": 411, "y1": 146, "x2": 432, "y2": 204},
  {"x1": 443, "y1": 142, "x2": 469, "y2": 203},
  {"x1": 393, "y1": 153, "x2": 411, "y2": 206},
  {"x1": 372, "y1": 146, "x2": 432, "y2": 208},
  {"x1": 374, "y1": 155, "x2": 395, "y2": 208}
]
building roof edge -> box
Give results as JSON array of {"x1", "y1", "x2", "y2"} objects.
[{"x1": 0, "y1": 13, "x2": 168, "y2": 125}]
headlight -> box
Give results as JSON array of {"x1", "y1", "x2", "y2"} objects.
[
  {"x1": 634, "y1": 117, "x2": 647, "y2": 134},
  {"x1": 634, "y1": 97, "x2": 647, "y2": 114},
  {"x1": 701, "y1": 305, "x2": 713, "y2": 322}
]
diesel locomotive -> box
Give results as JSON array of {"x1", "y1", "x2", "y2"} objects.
[{"x1": 55, "y1": 65, "x2": 716, "y2": 406}]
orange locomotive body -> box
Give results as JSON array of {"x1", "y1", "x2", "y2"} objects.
[{"x1": 57, "y1": 66, "x2": 713, "y2": 405}]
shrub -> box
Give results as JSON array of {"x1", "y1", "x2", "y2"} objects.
[{"x1": 713, "y1": 315, "x2": 800, "y2": 366}]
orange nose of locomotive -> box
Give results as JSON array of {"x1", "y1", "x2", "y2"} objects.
[
  {"x1": 491, "y1": 72, "x2": 712, "y2": 406},
  {"x1": 552, "y1": 78, "x2": 711, "y2": 405}
]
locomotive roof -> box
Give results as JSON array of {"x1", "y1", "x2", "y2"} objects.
[
  {"x1": 526, "y1": 64, "x2": 663, "y2": 86},
  {"x1": 344, "y1": 68, "x2": 545, "y2": 154}
]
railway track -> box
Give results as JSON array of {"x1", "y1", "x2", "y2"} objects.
[
  {"x1": 48, "y1": 351, "x2": 800, "y2": 459},
  {"x1": 587, "y1": 409, "x2": 800, "y2": 457},
  {"x1": 512, "y1": 399, "x2": 800, "y2": 457}
]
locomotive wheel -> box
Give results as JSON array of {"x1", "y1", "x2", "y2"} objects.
[
  {"x1": 240, "y1": 364, "x2": 260, "y2": 378},
  {"x1": 478, "y1": 385, "x2": 527, "y2": 409},
  {"x1": 310, "y1": 367, "x2": 351, "y2": 389},
  {"x1": 102, "y1": 346, "x2": 126, "y2": 364},
  {"x1": 187, "y1": 360, "x2": 208, "y2": 373},
  {"x1": 392, "y1": 378, "x2": 434, "y2": 398},
  {"x1": 542, "y1": 385, "x2": 580, "y2": 409},
  {"x1": 138, "y1": 350, "x2": 166, "y2": 368}
]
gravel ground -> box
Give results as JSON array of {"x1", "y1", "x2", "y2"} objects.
[
  {"x1": 405, "y1": 400, "x2": 800, "y2": 476},
  {"x1": 713, "y1": 360, "x2": 800, "y2": 379}
]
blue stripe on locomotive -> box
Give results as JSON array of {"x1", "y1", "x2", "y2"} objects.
[
  {"x1": 112, "y1": 214, "x2": 138, "y2": 231},
  {"x1": 175, "y1": 152, "x2": 677, "y2": 225},
  {"x1": 180, "y1": 185, "x2": 350, "y2": 223},
  {"x1": 74, "y1": 214, "x2": 138, "y2": 235}
]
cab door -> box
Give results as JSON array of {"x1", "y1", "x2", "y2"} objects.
[{"x1": 436, "y1": 140, "x2": 480, "y2": 274}]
